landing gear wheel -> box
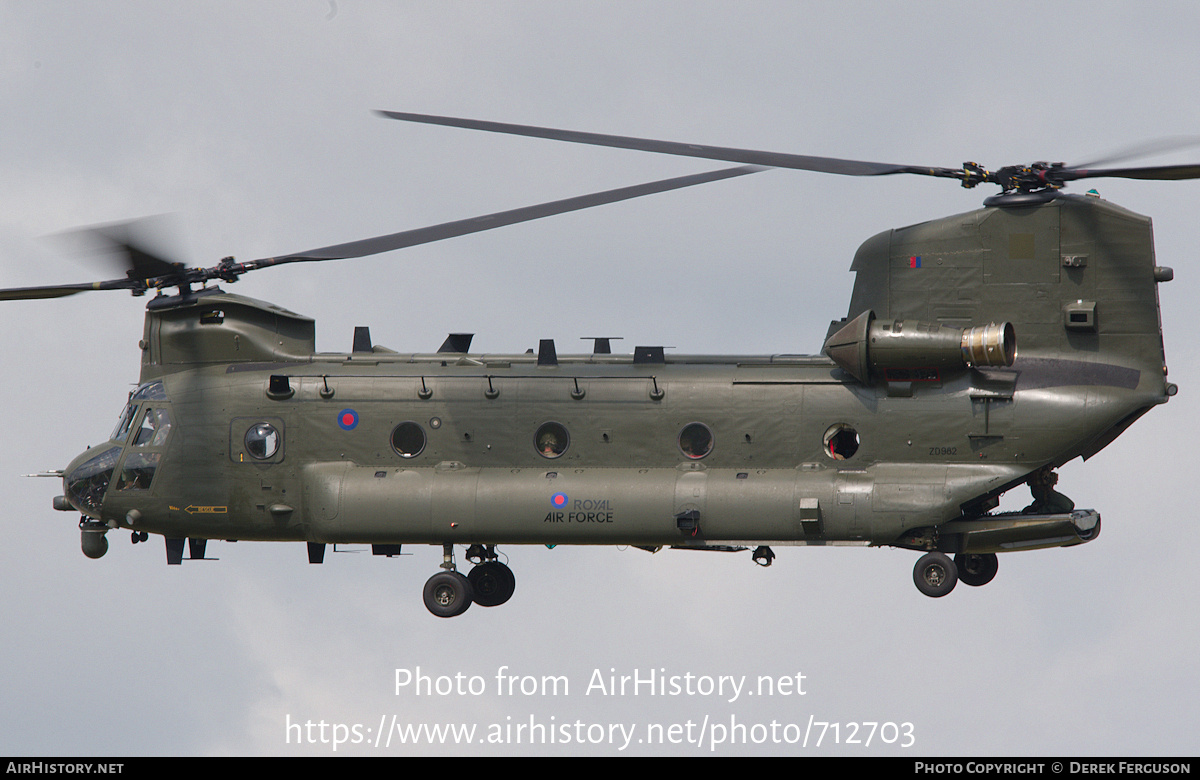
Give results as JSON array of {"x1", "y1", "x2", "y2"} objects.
[
  {"x1": 423, "y1": 571, "x2": 474, "y2": 618},
  {"x1": 955, "y1": 553, "x2": 998, "y2": 587},
  {"x1": 468, "y1": 561, "x2": 516, "y2": 607},
  {"x1": 913, "y1": 552, "x2": 958, "y2": 598}
]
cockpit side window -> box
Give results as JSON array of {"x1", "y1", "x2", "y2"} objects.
[
  {"x1": 133, "y1": 408, "x2": 172, "y2": 448},
  {"x1": 119, "y1": 397, "x2": 172, "y2": 491},
  {"x1": 111, "y1": 382, "x2": 168, "y2": 442},
  {"x1": 111, "y1": 403, "x2": 137, "y2": 442},
  {"x1": 115, "y1": 452, "x2": 161, "y2": 492}
]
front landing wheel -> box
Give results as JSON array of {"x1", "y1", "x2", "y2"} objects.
[
  {"x1": 955, "y1": 553, "x2": 998, "y2": 587},
  {"x1": 468, "y1": 561, "x2": 516, "y2": 607},
  {"x1": 913, "y1": 552, "x2": 958, "y2": 598},
  {"x1": 423, "y1": 571, "x2": 474, "y2": 617}
]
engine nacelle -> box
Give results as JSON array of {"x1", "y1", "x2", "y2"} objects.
[{"x1": 823, "y1": 310, "x2": 1015, "y2": 383}]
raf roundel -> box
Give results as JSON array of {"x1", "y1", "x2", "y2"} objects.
[
  {"x1": 551, "y1": 493, "x2": 569, "y2": 508},
  {"x1": 338, "y1": 409, "x2": 359, "y2": 431}
]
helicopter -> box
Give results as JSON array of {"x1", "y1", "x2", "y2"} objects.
[{"x1": 10, "y1": 111, "x2": 1191, "y2": 617}]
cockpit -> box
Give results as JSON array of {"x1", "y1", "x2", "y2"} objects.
[{"x1": 63, "y1": 380, "x2": 173, "y2": 517}]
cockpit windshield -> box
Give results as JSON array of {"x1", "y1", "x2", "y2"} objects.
[{"x1": 65, "y1": 446, "x2": 121, "y2": 513}]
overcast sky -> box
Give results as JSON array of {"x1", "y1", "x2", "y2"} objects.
[{"x1": 1, "y1": 2, "x2": 1197, "y2": 757}]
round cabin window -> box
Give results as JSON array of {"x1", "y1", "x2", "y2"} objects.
[
  {"x1": 391, "y1": 421, "x2": 427, "y2": 458},
  {"x1": 678, "y1": 422, "x2": 714, "y2": 460},
  {"x1": 823, "y1": 423, "x2": 859, "y2": 460},
  {"x1": 535, "y1": 422, "x2": 570, "y2": 459},
  {"x1": 245, "y1": 422, "x2": 281, "y2": 460}
]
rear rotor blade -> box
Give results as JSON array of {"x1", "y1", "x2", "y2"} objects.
[{"x1": 377, "y1": 110, "x2": 962, "y2": 181}]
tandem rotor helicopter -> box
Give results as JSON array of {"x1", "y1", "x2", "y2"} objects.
[{"x1": 12, "y1": 111, "x2": 1193, "y2": 616}]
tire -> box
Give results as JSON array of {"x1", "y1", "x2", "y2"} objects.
[
  {"x1": 468, "y1": 561, "x2": 516, "y2": 607},
  {"x1": 955, "y1": 553, "x2": 998, "y2": 587},
  {"x1": 913, "y1": 552, "x2": 958, "y2": 598},
  {"x1": 423, "y1": 571, "x2": 474, "y2": 617}
]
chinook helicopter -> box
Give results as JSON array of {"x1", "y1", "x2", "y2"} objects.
[{"x1": 12, "y1": 111, "x2": 1191, "y2": 617}]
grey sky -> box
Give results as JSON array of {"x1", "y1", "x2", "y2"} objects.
[{"x1": 1, "y1": 2, "x2": 1197, "y2": 756}]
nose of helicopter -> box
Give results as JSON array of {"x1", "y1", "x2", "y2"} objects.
[{"x1": 62, "y1": 443, "x2": 122, "y2": 518}]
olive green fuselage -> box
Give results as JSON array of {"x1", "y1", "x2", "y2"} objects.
[{"x1": 65, "y1": 193, "x2": 1173, "y2": 556}]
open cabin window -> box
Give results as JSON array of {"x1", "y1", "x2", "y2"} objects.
[
  {"x1": 678, "y1": 422, "x2": 714, "y2": 460},
  {"x1": 535, "y1": 422, "x2": 570, "y2": 459},
  {"x1": 823, "y1": 423, "x2": 860, "y2": 460}
]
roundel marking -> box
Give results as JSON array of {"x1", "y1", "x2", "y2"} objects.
[
  {"x1": 551, "y1": 493, "x2": 569, "y2": 508},
  {"x1": 338, "y1": 409, "x2": 359, "y2": 430}
]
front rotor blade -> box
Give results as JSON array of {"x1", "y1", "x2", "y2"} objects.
[
  {"x1": 377, "y1": 110, "x2": 962, "y2": 181},
  {"x1": 1065, "y1": 163, "x2": 1200, "y2": 182},
  {"x1": 252, "y1": 164, "x2": 765, "y2": 267},
  {"x1": 90, "y1": 223, "x2": 183, "y2": 281},
  {"x1": 0, "y1": 278, "x2": 139, "y2": 301},
  {"x1": 1071, "y1": 137, "x2": 1200, "y2": 169},
  {"x1": 55, "y1": 215, "x2": 188, "y2": 282}
]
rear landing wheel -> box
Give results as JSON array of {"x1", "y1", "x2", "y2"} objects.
[
  {"x1": 423, "y1": 571, "x2": 474, "y2": 618},
  {"x1": 955, "y1": 553, "x2": 998, "y2": 587},
  {"x1": 913, "y1": 552, "x2": 958, "y2": 598},
  {"x1": 468, "y1": 561, "x2": 516, "y2": 607}
]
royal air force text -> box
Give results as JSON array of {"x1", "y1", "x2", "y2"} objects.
[{"x1": 545, "y1": 498, "x2": 614, "y2": 524}]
